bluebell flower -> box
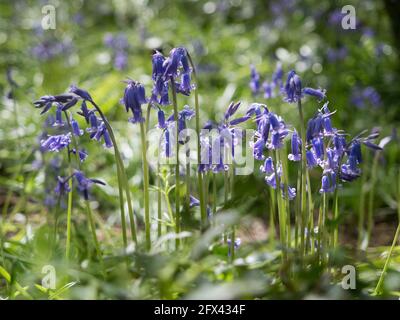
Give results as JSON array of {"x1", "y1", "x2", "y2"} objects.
[
  {"x1": 284, "y1": 70, "x2": 302, "y2": 103},
  {"x1": 319, "y1": 173, "x2": 336, "y2": 193},
  {"x1": 122, "y1": 80, "x2": 147, "y2": 124},
  {"x1": 303, "y1": 87, "x2": 326, "y2": 101},
  {"x1": 312, "y1": 137, "x2": 324, "y2": 162},
  {"x1": 157, "y1": 109, "x2": 166, "y2": 129},
  {"x1": 179, "y1": 72, "x2": 192, "y2": 94},
  {"x1": 281, "y1": 183, "x2": 297, "y2": 200},
  {"x1": 74, "y1": 170, "x2": 105, "y2": 200},
  {"x1": 288, "y1": 130, "x2": 301, "y2": 161},
  {"x1": 306, "y1": 150, "x2": 318, "y2": 168},
  {"x1": 71, "y1": 117, "x2": 84, "y2": 136},
  {"x1": 77, "y1": 101, "x2": 91, "y2": 123},
  {"x1": 224, "y1": 101, "x2": 241, "y2": 120},
  {"x1": 92, "y1": 122, "x2": 113, "y2": 148},
  {"x1": 54, "y1": 176, "x2": 71, "y2": 195},
  {"x1": 41, "y1": 133, "x2": 72, "y2": 152},
  {"x1": 152, "y1": 51, "x2": 166, "y2": 79},
  {"x1": 260, "y1": 157, "x2": 274, "y2": 174},
  {"x1": 53, "y1": 103, "x2": 65, "y2": 127},
  {"x1": 71, "y1": 148, "x2": 88, "y2": 162},
  {"x1": 189, "y1": 195, "x2": 200, "y2": 208},
  {"x1": 324, "y1": 148, "x2": 338, "y2": 172},
  {"x1": 87, "y1": 112, "x2": 99, "y2": 133},
  {"x1": 69, "y1": 85, "x2": 93, "y2": 102},
  {"x1": 252, "y1": 136, "x2": 265, "y2": 160},
  {"x1": 249, "y1": 65, "x2": 261, "y2": 96},
  {"x1": 163, "y1": 47, "x2": 190, "y2": 78},
  {"x1": 306, "y1": 115, "x2": 323, "y2": 142},
  {"x1": 333, "y1": 134, "x2": 346, "y2": 157}
]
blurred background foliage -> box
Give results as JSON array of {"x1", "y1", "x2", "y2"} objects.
[{"x1": 0, "y1": 0, "x2": 400, "y2": 299}]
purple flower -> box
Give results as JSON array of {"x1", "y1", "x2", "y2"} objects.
[
  {"x1": 189, "y1": 195, "x2": 200, "y2": 208},
  {"x1": 260, "y1": 157, "x2": 274, "y2": 174},
  {"x1": 152, "y1": 51, "x2": 166, "y2": 79},
  {"x1": 303, "y1": 87, "x2": 326, "y2": 101},
  {"x1": 71, "y1": 117, "x2": 83, "y2": 136},
  {"x1": 54, "y1": 176, "x2": 71, "y2": 195},
  {"x1": 122, "y1": 80, "x2": 147, "y2": 124},
  {"x1": 74, "y1": 170, "x2": 105, "y2": 200},
  {"x1": 288, "y1": 130, "x2": 301, "y2": 161},
  {"x1": 249, "y1": 65, "x2": 261, "y2": 95},
  {"x1": 71, "y1": 148, "x2": 88, "y2": 162},
  {"x1": 41, "y1": 133, "x2": 72, "y2": 152},
  {"x1": 224, "y1": 101, "x2": 241, "y2": 120},
  {"x1": 53, "y1": 103, "x2": 65, "y2": 127},
  {"x1": 284, "y1": 70, "x2": 302, "y2": 103},
  {"x1": 319, "y1": 173, "x2": 336, "y2": 193},
  {"x1": 312, "y1": 137, "x2": 324, "y2": 162},
  {"x1": 69, "y1": 85, "x2": 93, "y2": 102},
  {"x1": 163, "y1": 47, "x2": 190, "y2": 78},
  {"x1": 306, "y1": 150, "x2": 318, "y2": 168}
]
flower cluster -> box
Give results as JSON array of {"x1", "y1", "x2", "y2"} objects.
[{"x1": 34, "y1": 85, "x2": 110, "y2": 200}]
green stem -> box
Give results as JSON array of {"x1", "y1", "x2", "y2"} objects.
[
  {"x1": 358, "y1": 159, "x2": 368, "y2": 249},
  {"x1": 374, "y1": 222, "x2": 400, "y2": 295},
  {"x1": 367, "y1": 152, "x2": 379, "y2": 248},
  {"x1": 297, "y1": 100, "x2": 308, "y2": 258},
  {"x1": 187, "y1": 53, "x2": 207, "y2": 226},
  {"x1": 89, "y1": 100, "x2": 137, "y2": 245},
  {"x1": 66, "y1": 177, "x2": 73, "y2": 259},
  {"x1": 274, "y1": 150, "x2": 286, "y2": 259},
  {"x1": 332, "y1": 187, "x2": 339, "y2": 250},
  {"x1": 157, "y1": 163, "x2": 162, "y2": 238},
  {"x1": 212, "y1": 173, "x2": 217, "y2": 222},
  {"x1": 374, "y1": 169, "x2": 400, "y2": 295},
  {"x1": 140, "y1": 121, "x2": 151, "y2": 250},
  {"x1": 170, "y1": 77, "x2": 180, "y2": 249}
]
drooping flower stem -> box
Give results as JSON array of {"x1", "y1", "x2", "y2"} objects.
[
  {"x1": 89, "y1": 100, "x2": 137, "y2": 245},
  {"x1": 170, "y1": 77, "x2": 181, "y2": 248},
  {"x1": 140, "y1": 121, "x2": 151, "y2": 250},
  {"x1": 187, "y1": 53, "x2": 207, "y2": 226},
  {"x1": 297, "y1": 100, "x2": 308, "y2": 257}
]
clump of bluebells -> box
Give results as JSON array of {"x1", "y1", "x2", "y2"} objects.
[
  {"x1": 31, "y1": 45, "x2": 386, "y2": 268},
  {"x1": 247, "y1": 65, "x2": 384, "y2": 260},
  {"x1": 34, "y1": 86, "x2": 110, "y2": 202}
]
